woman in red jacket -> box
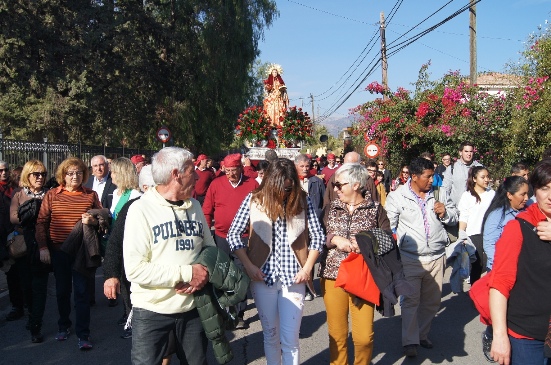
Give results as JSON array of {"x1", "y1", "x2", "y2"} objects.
[{"x1": 489, "y1": 159, "x2": 551, "y2": 365}]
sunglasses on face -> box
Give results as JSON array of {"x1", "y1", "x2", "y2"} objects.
[
  {"x1": 332, "y1": 181, "x2": 349, "y2": 190},
  {"x1": 30, "y1": 172, "x2": 47, "y2": 178},
  {"x1": 0, "y1": 168, "x2": 9, "y2": 173},
  {"x1": 402, "y1": 171, "x2": 410, "y2": 174}
]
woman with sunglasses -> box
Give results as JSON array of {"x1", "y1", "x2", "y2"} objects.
[
  {"x1": 227, "y1": 158, "x2": 325, "y2": 365},
  {"x1": 391, "y1": 164, "x2": 410, "y2": 191},
  {"x1": 36, "y1": 157, "x2": 102, "y2": 350},
  {"x1": 319, "y1": 163, "x2": 390, "y2": 365},
  {"x1": 9, "y1": 160, "x2": 49, "y2": 342}
]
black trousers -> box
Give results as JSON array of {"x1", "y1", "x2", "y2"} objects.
[{"x1": 469, "y1": 234, "x2": 486, "y2": 285}]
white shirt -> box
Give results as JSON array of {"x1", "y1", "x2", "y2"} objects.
[
  {"x1": 91, "y1": 174, "x2": 108, "y2": 200},
  {"x1": 457, "y1": 188, "x2": 495, "y2": 236}
]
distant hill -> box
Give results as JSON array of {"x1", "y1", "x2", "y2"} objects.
[{"x1": 318, "y1": 115, "x2": 356, "y2": 137}]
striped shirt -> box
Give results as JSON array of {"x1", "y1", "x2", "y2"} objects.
[{"x1": 36, "y1": 186, "x2": 101, "y2": 248}]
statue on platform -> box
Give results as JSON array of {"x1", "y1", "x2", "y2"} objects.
[{"x1": 263, "y1": 64, "x2": 289, "y2": 126}]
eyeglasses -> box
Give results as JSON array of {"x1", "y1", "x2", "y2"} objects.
[
  {"x1": 402, "y1": 170, "x2": 410, "y2": 174},
  {"x1": 66, "y1": 171, "x2": 84, "y2": 177},
  {"x1": 377, "y1": 163, "x2": 384, "y2": 166},
  {"x1": 0, "y1": 168, "x2": 9, "y2": 172},
  {"x1": 332, "y1": 181, "x2": 349, "y2": 190},
  {"x1": 30, "y1": 172, "x2": 47, "y2": 178},
  {"x1": 284, "y1": 186, "x2": 293, "y2": 193}
]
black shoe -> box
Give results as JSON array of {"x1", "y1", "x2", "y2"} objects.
[
  {"x1": 419, "y1": 338, "x2": 433, "y2": 349},
  {"x1": 404, "y1": 345, "x2": 418, "y2": 358},
  {"x1": 6, "y1": 307, "x2": 24, "y2": 321},
  {"x1": 108, "y1": 298, "x2": 119, "y2": 307},
  {"x1": 482, "y1": 332, "x2": 496, "y2": 362},
  {"x1": 31, "y1": 328, "x2": 44, "y2": 343},
  {"x1": 117, "y1": 314, "x2": 128, "y2": 326},
  {"x1": 120, "y1": 328, "x2": 132, "y2": 339}
]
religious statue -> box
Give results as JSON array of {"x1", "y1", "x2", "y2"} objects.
[{"x1": 263, "y1": 64, "x2": 289, "y2": 126}]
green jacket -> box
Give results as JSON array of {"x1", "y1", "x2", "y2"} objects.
[{"x1": 193, "y1": 246, "x2": 250, "y2": 364}]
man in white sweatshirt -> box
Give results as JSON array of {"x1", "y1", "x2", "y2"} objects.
[{"x1": 123, "y1": 147, "x2": 215, "y2": 365}]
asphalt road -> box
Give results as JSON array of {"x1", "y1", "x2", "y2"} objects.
[{"x1": 0, "y1": 266, "x2": 489, "y2": 365}]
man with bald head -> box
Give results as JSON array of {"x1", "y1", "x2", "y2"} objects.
[{"x1": 323, "y1": 152, "x2": 379, "y2": 210}]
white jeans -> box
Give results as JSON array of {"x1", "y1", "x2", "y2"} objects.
[{"x1": 250, "y1": 279, "x2": 305, "y2": 365}]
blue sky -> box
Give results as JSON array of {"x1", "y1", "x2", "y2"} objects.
[{"x1": 258, "y1": 0, "x2": 550, "y2": 123}]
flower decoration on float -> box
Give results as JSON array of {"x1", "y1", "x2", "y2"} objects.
[
  {"x1": 279, "y1": 106, "x2": 313, "y2": 145},
  {"x1": 235, "y1": 105, "x2": 273, "y2": 143}
]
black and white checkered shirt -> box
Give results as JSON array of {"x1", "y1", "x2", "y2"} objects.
[{"x1": 227, "y1": 193, "x2": 325, "y2": 287}]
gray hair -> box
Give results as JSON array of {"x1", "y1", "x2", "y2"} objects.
[
  {"x1": 91, "y1": 155, "x2": 108, "y2": 164},
  {"x1": 151, "y1": 147, "x2": 194, "y2": 185},
  {"x1": 294, "y1": 154, "x2": 310, "y2": 165},
  {"x1": 0, "y1": 160, "x2": 7, "y2": 168},
  {"x1": 138, "y1": 165, "x2": 155, "y2": 191},
  {"x1": 335, "y1": 163, "x2": 368, "y2": 189}
]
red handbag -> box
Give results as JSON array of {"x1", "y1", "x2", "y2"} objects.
[
  {"x1": 335, "y1": 252, "x2": 380, "y2": 305},
  {"x1": 468, "y1": 272, "x2": 492, "y2": 325}
]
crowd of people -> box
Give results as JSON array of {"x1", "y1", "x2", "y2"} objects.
[{"x1": 0, "y1": 141, "x2": 550, "y2": 365}]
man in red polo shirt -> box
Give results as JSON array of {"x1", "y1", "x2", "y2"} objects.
[
  {"x1": 194, "y1": 154, "x2": 215, "y2": 206},
  {"x1": 202, "y1": 153, "x2": 259, "y2": 329}
]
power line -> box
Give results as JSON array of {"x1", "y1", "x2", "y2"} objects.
[
  {"x1": 388, "y1": 0, "x2": 456, "y2": 47},
  {"x1": 318, "y1": 2, "x2": 456, "y2": 120},
  {"x1": 390, "y1": 22, "x2": 523, "y2": 42},
  {"x1": 286, "y1": 0, "x2": 377, "y2": 26},
  {"x1": 314, "y1": 29, "x2": 379, "y2": 98},
  {"x1": 315, "y1": 31, "x2": 380, "y2": 101},
  {"x1": 318, "y1": 0, "x2": 484, "y2": 121}
]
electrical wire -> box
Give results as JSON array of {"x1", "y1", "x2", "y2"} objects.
[
  {"x1": 314, "y1": 29, "x2": 379, "y2": 98},
  {"x1": 317, "y1": 0, "x2": 483, "y2": 120}
]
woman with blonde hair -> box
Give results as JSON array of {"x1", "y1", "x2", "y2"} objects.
[
  {"x1": 109, "y1": 157, "x2": 142, "y2": 221},
  {"x1": 9, "y1": 160, "x2": 49, "y2": 342},
  {"x1": 227, "y1": 158, "x2": 325, "y2": 365}
]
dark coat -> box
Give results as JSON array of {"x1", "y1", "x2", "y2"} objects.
[
  {"x1": 84, "y1": 172, "x2": 117, "y2": 210},
  {"x1": 306, "y1": 175, "x2": 325, "y2": 222},
  {"x1": 193, "y1": 246, "x2": 251, "y2": 364},
  {"x1": 103, "y1": 198, "x2": 140, "y2": 280},
  {"x1": 355, "y1": 229, "x2": 414, "y2": 317},
  {"x1": 61, "y1": 208, "x2": 110, "y2": 278}
]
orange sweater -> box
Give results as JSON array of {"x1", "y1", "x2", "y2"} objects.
[{"x1": 36, "y1": 186, "x2": 101, "y2": 250}]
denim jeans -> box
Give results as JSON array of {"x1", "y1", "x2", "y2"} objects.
[
  {"x1": 132, "y1": 307, "x2": 207, "y2": 365},
  {"x1": 250, "y1": 279, "x2": 305, "y2": 365},
  {"x1": 51, "y1": 249, "x2": 92, "y2": 339},
  {"x1": 509, "y1": 336, "x2": 551, "y2": 365}
]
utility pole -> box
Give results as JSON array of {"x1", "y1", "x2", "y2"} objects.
[
  {"x1": 469, "y1": 0, "x2": 477, "y2": 86},
  {"x1": 380, "y1": 11, "x2": 388, "y2": 100},
  {"x1": 310, "y1": 93, "x2": 315, "y2": 124}
]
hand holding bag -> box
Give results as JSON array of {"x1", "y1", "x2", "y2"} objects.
[
  {"x1": 7, "y1": 231, "x2": 27, "y2": 258},
  {"x1": 334, "y1": 252, "x2": 380, "y2": 305}
]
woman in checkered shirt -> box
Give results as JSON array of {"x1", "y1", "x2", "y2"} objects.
[{"x1": 227, "y1": 158, "x2": 325, "y2": 365}]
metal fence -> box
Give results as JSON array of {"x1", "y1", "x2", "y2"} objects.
[{"x1": 0, "y1": 138, "x2": 158, "y2": 174}]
